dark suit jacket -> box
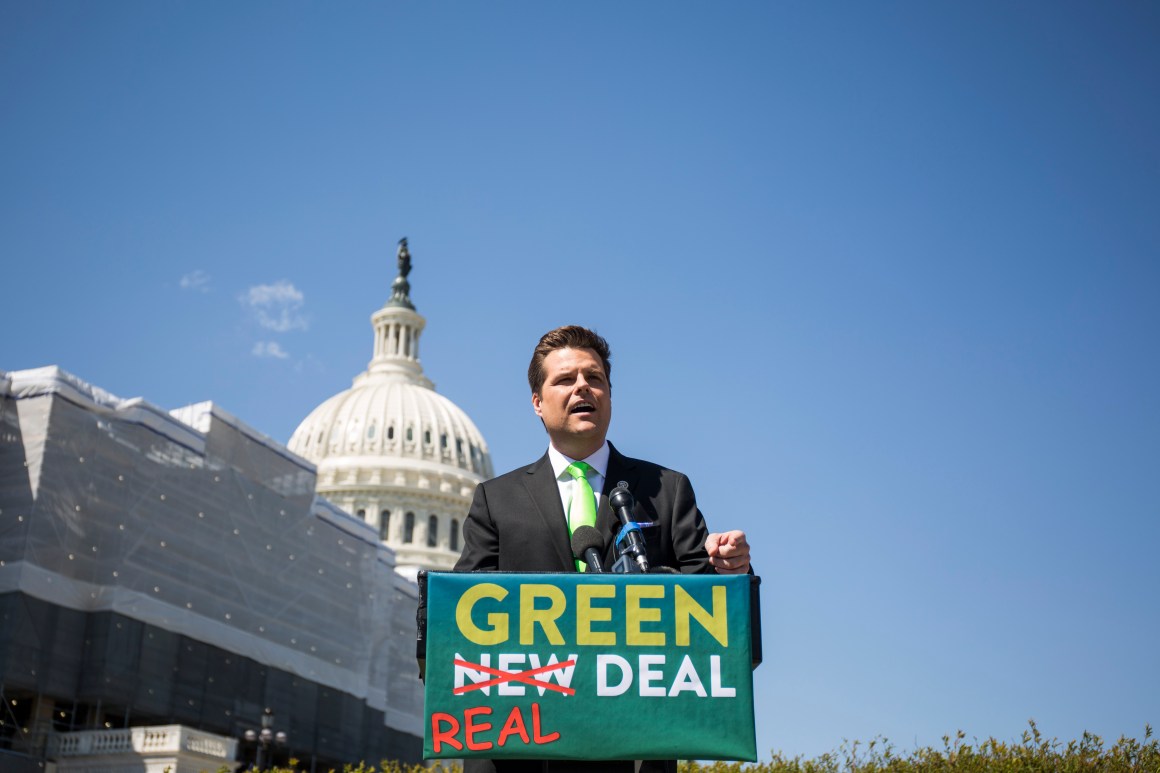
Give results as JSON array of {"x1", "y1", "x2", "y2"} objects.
[
  {"x1": 454, "y1": 443, "x2": 713, "y2": 773},
  {"x1": 455, "y1": 443, "x2": 714, "y2": 575}
]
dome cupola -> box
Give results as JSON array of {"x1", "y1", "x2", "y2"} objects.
[{"x1": 288, "y1": 239, "x2": 492, "y2": 573}]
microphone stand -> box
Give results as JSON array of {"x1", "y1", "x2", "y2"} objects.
[{"x1": 609, "y1": 483, "x2": 650, "y2": 574}]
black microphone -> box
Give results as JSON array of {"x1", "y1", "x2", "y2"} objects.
[
  {"x1": 609, "y1": 482, "x2": 650, "y2": 573},
  {"x1": 570, "y1": 525, "x2": 606, "y2": 573}
]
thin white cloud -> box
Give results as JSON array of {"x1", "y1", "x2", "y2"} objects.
[
  {"x1": 241, "y1": 280, "x2": 308, "y2": 332},
  {"x1": 251, "y1": 341, "x2": 290, "y2": 359},
  {"x1": 180, "y1": 270, "x2": 211, "y2": 292}
]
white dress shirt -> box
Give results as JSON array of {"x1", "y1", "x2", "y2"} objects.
[{"x1": 546, "y1": 441, "x2": 610, "y2": 525}]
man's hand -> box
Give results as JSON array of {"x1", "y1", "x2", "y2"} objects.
[{"x1": 705, "y1": 530, "x2": 750, "y2": 574}]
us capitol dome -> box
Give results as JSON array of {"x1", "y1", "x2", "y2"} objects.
[{"x1": 288, "y1": 238, "x2": 493, "y2": 574}]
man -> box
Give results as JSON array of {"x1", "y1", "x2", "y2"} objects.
[
  {"x1": 456, "y1": 325, "x2": 749, "y2": 575},
  {"x1": 454, "y1": 326, "x2": 750, "y2": 772}
]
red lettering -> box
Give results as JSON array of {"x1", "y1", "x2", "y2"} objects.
[
  {"x1": 430, "y1": 713, "x2": 462, "y2": 753},
  {"x1": 433, "y1": 705, "x2": 557, "y2": 753},
  {"x1": 464, "y1": 706, "x2": 494, "y2": 751},
  {"x1": 531, "y1": 702, "x2": 560, "y2": 744},
  {"x1": 497, "y1": 706, "x2": 531, "y2": 746}
]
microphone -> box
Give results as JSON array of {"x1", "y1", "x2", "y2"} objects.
[
  {"x1": 570, "y1": 525, "x2": 606, "y2": 573},
  {"x1": 609, "y1": 482, "x2": 650, "y2": 574}
]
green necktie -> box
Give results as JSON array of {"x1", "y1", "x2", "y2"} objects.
[{"x1": 565, "y1": 461, "x2": 597, "y2": 571}]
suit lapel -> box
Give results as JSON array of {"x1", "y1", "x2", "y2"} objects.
[{"x1": 522, "y1": 453, "x2": 574, "y2": 570}]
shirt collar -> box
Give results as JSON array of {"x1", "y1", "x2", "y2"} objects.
[{"x1": 548, "y1": 441, "x2": 610, "y2": 481}]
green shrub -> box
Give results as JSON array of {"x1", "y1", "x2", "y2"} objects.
[
  {"x1": 226, "y1": 723, "x2": 1158, "y2": 773},
  {"x1": 679, "y1": 722, "x2": 1158, "y2": 773}
]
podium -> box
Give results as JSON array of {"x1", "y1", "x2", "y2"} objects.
[{"x1": 416, "y1": 572, "x2": 762, "y2": 762}]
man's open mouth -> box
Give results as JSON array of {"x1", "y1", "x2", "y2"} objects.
[{"x1": 569, "y1": 402, "x2": 595, "y2": 415}]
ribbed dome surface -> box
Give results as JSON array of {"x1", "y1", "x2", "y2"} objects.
[{"x1": 288, "y1": 374, "x2": 493, "y2": 477}]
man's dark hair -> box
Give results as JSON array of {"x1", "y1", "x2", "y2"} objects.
[{"x1": 527, "y1": 325, "x2": 612, "y2": 395}]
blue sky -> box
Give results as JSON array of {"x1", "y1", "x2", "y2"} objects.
[{"x1": 3, "y1": 1, "x2": 1158, "y2": 761}]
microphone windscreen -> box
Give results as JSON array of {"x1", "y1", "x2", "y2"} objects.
[
  {"x1": 570, "y1": 525, "x2": 605, "y2": 560},
  {"x1": 609, "y1": 486, "x2": 634, "y2": 511}
]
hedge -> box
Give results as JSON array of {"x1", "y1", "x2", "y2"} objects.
[{"x1": 232, "y1": 721, "x2": 1158, "y2": 773}]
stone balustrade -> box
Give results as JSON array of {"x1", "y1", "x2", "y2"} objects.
[{"x1": 51, "y1": 724, "x2": 240, "y2": 773}]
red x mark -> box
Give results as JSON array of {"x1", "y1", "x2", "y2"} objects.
[{"x1": 453, "y1": 658, "x2": 577, "y2": 696}]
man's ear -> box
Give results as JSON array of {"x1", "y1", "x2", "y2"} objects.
[{"x1": 531, "y1": 391, "x2": 543, "y2": 418}]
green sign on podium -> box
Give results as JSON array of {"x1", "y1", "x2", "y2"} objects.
[{"x1": 420, "y1": 572, "x2": 758, "y2": 761}]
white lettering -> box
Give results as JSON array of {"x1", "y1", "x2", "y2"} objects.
[
  {"x1": 596, "y1": 654, "x2": 632, "y2": 696},
  {"x1": 710, "y1": 654, "x2": 736, "y2": 697},
  {"x1": 668, "y1": 655, "x2": 707, "y2": 697},
  {"x1": 453, "y1": 652, "x2": 492, "y2": 696},
  {"x1": 497, "y1": 653, "x2": 526, "y2": 695},
  {"x1": 528, "y1": 653, "x2": 578, "y2": 696},
  {"x1": 638, "y1": 654, "x2": 666, "y2": 697}
]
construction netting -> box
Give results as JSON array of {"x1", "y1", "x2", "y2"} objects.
[{"x1": 0, "y1": 366, "x2": 424, "y2": 742}]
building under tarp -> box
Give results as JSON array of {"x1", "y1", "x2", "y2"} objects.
[{"x1": 0, "y1": 366, "x2": 424, "y2": 771}]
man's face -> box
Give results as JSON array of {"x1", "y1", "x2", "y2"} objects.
[{"x1": 532, "y1": 346, "x2": 612, "y2": 459}]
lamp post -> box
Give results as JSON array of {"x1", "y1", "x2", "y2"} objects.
[{"x1": 243, "y1": 707, "x2": 287, "y2": 770}]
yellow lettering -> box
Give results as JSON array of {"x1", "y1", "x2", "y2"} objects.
[
  {"x1": 456, "y1": 583, "x2": 509, "y2": 645},
  {"x1": 519, "y1": 584, "x2": 566, "y2": 645},
  {"x1": 626, "y1": 584, "x2": 666, "y2": 646},
  {"x1": 576, "y1": 584, "x2": 617, "y2": 645},
  {"x1": 675, "y1": 585, "x2": 728, "y2": 647}
]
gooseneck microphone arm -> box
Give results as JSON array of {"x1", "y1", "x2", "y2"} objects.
[{"x1": 609, "y1": 482, "x2": 650, "y2": 574}]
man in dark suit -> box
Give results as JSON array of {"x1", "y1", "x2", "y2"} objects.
[{"x1": 454, "y1": 325, "x2": 751, "y2": 772}]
